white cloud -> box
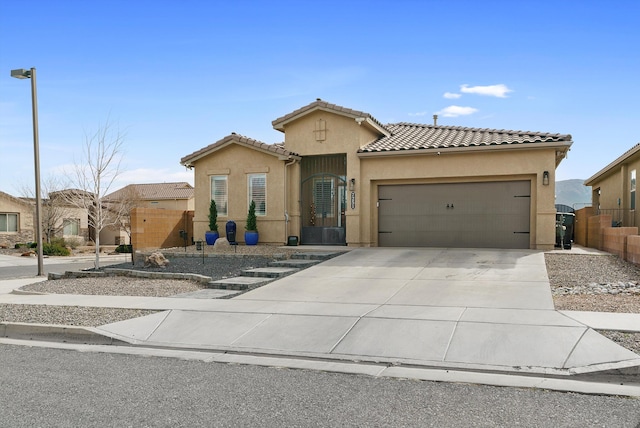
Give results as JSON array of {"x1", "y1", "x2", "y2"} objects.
[
  {"x1": 408, "y1": 111, "x2": 428, "y2": 117},
  {"x1": 443, "y1": 92, "x2": 461, "y2": 99},
  {"x1": 436, "y1": 105, "x2": 478, "y2": 117},
  {"x1": 460, "y1": 84, "x2": 513, "y2": 98}
]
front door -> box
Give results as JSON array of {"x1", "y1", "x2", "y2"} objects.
[{"x1": 300, "y1": 155, "x2": 347, "y2": 245}]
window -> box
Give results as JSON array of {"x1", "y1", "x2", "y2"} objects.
[
  {"x1": 313, "y1": 178, "x2": 335, "y2": 218},
  {"x1": 210, "y1": 176, "x2": 228, "y2": 216},
  {"x1": 0, "y1": 213, "x2": 18, "y2": 232},
  {"x1": 63, "y1": 218, "x2": 80, "y2": 236},
  {"x1": 631, "y1": 170, "x2": 636, "y2": 210},
  {"x1": 248, "y1": 174, "x2": 266, "y2": 216}
]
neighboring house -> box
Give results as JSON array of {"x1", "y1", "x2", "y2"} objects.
[
  {"x1": 47, "y1": 190, "x2": 91, "y2": 245},
  {"x1": 585, "y1": 142, "x2": 640, "y2": 227},
  {"x1": 100, "y1": 182, "x2": 195, "y2": 245},
  {"x1": 181, "y1": 99, "x2": 573, "y2": 249},
  {"x1": 0, "y1": 191, "x2": 35, "y2": 248}
]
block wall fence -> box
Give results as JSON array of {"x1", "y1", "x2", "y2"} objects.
[
  {"x1": 130, "y1": 208, "x2": 194, "y2": 250},
  {"x1": 578, "y1": 207, "x2": 640, "y2": 264}
]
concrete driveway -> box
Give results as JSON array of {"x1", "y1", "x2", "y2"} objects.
[{"x1": 96, "y1": 248, "x2": 640, "y2": 376}]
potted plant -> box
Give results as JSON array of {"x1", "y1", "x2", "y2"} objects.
[
  {"x1": 205, "y1": 199, "x2": 219, "y2": 245},
  {"x1": 244, "y1": 200, "x2": 259, "y2": 245}
]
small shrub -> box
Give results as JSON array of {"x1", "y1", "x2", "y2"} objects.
[
  {"x1": 42, "y1": 241, "x2": 70, "y2": 256},
  {"x1": 65, "y1": 237, "x2": 82, "y2": 249},
  {"x1": 115, "y1": 244, "x2": 132, "y2": 253},
  {"x1": 29, "y1": 242, "x2": 37, "y2": 249}
]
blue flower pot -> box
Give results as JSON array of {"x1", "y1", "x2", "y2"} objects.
[
  {"x1": 244, "y1": 231, "x2": 259, "y2": 246},
  {"x1": 205, "y1": 231, "x2": 219, "y2": 245}
]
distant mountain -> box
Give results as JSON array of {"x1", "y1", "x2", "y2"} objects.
[{"x1": 555, "y1": 179, "x2": 591, "y2": 209}]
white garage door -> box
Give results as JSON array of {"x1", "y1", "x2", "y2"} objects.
[{"x1": 378, "y1": 181, "x2": 531, "y2": 249}]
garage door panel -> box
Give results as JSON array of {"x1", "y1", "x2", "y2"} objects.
[{"x1": 378, "y1": 181, "x2": 531, "y2": 249}]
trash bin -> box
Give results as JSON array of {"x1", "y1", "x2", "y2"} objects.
[
  {"x1": 226, "y1": 221, "x2": 237, "y2": 244},
  {"x1": 555, "y1": 212, "x2": 575, "y2": 249}
]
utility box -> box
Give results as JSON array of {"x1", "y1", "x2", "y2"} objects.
[{"x1": 226, "y1": 221, "x2": 237, "y2": 244}]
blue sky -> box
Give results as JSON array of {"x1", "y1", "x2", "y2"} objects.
[{"x1": 1, "y1": 0, "x2": 639, "y2": 195}]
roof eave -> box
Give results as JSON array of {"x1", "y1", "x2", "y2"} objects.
[
  {"x1": 584, "y1": 143, "x2": 640, "y2": 186},
  {"x1": 357, "y1": 140, "x2": 573, "y2": 160},
  {"x1": 272, "y1": 106, "x2": 389, "y2": 137},
  {"x1": 181, "y1": 139, "x2": 300, "y2": 168}
]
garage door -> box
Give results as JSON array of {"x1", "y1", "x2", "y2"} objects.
[{"x1": 378, "y1": 181, "x2": 531, "y2": 249}]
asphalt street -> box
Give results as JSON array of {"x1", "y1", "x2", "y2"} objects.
[
  {"x1": 0, "y1": 253, "x2": 128, "y2": 279},
  {"x1": 1, "y1": 344, "x2": 639, "y2": 428}
]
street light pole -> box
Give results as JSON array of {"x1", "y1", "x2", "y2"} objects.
[{"x1": 11, "y1": 67, "x2": 44, "y2": 276}]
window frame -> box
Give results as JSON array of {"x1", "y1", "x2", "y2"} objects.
[
  {"x1": 210, "y1": 175, "x2": 228, "y2": 217},
  {"x1": 248, "y1": 173, "x2": 266, "y2": 217},
  {"x1": 63, "y1": 218, "x2": 80, "y2": 236},
  {"x1": 632, "y1": 169, "x2": 636, "y2": 211},
  {"x1": 0, "y1": 213, "x2": 18, "y2": 233}
]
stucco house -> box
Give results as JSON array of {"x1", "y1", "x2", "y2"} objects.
[
  {"x1": 0, "y1": 191, "x2": 35, "y2": 248},
  {"x1": 181, "y1": 99, "x2": 572, "y2": 249},
  {"x1": 585, "y1": 142, "x2": 640, "y2": 227},
  {"x1": 100, "y1": 182, "x2": 195, "y2": 245}
]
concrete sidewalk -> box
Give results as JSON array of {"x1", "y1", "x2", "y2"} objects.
[{"x1": 2, "y1": 247, "x2": 639, "y2": 395}]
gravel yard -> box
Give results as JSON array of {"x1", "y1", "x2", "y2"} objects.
[{"x1": 2, "y1": 248, "x2": 640, "y2": 354}]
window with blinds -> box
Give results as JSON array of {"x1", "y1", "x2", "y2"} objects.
[
  {"x1": 210, "y1": 176, "x2": 228, "y2": 216},
  {"x1": 248, "y1": 174, "x2": 266, "y2": 216}
]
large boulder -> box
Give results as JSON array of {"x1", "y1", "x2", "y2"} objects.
[
  {"x1": 213, "y1": 237, "x2": 230, "y2": 248},
  {"x1": 144, "y1": 252, "x2": 170, "y2": 268}
]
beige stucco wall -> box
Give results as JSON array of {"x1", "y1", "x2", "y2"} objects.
[
  {"x1": 143, "y1": 198, "x2": 194, "y2": 210},
  {"x1": 281, "y1": 111, "x2": 381, "y2": 246},
  {"x1": 358, "y1": 148, "x2": 558, "y2": 249},
  {"x1": 191, "y1": 143, "x2": 287, "y2": 244},
  {"x1": 588, "y1": 154, "x2": 640, "y2": 227}
]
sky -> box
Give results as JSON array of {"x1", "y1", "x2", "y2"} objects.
[{"x1": 1, "y1": 0, "x2": 639, "y2": 196}]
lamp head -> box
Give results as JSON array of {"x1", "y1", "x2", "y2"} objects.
[{"x1": 10, "y1": 69, "x2": 31, "y2": 79}]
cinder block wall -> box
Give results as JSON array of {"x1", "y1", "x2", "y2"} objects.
[
  {"x1": 131, "y1": 208, "x2": 194, "y2": 250},
  {"x1": 574, "y1": 207, "x2": 593, "y2": 247},
  {"x1": 626, "y1": 235, "x2": 640, "y2": 265},
  {"x1": 602, "y1": 227, "x2": 638, "y2": 259}
]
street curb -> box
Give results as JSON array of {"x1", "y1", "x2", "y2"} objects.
[{"x1": 0, "y1": 322, "x2": 130, "y2": 346}]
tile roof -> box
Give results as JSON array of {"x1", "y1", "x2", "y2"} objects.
[
  {"x1": 272, "y1": 99, "x2": 387, "y2": 132},
  {"x1": 181, "y1": 133, "x2": 298, "y2": 166},
  {"x1": 359, "y1": 123, "x2": 572, "y2": 153},
  {"x1": 104, "y1": 182, "x2": 194, "y2": 201}
]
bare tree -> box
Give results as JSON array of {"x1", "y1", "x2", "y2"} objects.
[
  {"x1": 18, "y1": 176, "x2": 76, "y2": 244},
  {"x1": 61, "y1": 120, "x2": 126, "y2": 269},
  {"x1": 103, "y1": 185, "x2": 141, "y2": 264}
]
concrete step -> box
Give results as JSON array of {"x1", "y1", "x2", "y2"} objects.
[
  {"x1": 206, "y1": 276, "x2": 272, "y2": 291},
  {"x1": 269, "y1": 259, "x2": 320, "y2": 269},
  {"x1": 241, "y1": 267, "x2": 299, "y2": 278},
  {"x1": 291, "y1": 251, "x2": 343, "y2": 261}
]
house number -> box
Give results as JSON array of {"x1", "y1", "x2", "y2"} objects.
[{"x1": 351, "y1": 191, "x2": 356, "y2": 209}]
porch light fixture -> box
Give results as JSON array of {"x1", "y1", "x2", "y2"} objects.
[
  {"x1": 349, "y1": 178, "x2": 356, "y2": 191},
  {"x1": 543, "y1": 171, "x2": 550, "y2": 186},
  {"x1": 11, "y1": 67, "x2": 44, "y2": 276}
]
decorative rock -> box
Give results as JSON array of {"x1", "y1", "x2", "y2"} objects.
[
  {"x1": 213, "y1": 237, "x2": 230, "y2": 248},
  {"x1": 144, "y1": 252, "x2": 170, "y2": 268}
]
